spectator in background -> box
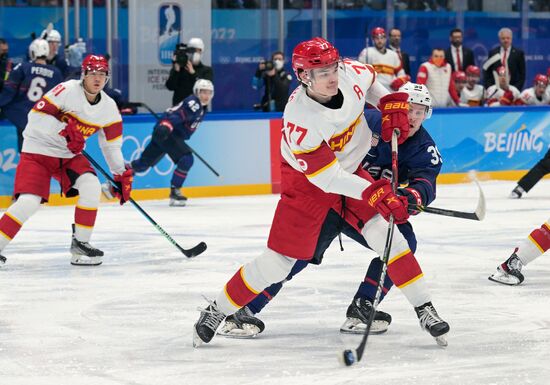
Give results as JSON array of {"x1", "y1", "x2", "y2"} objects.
[
  {"x1": 0, "y1": 38, "x2": 12, "y2": 92},
  {"x1": 252, "y1": 51, "x2": 292, "y2": 112},
  {"x1": 545, "y1": 68, "x2": 550, "y2": 101},
  {"x1": 461, "y1": 65, "x2": 484, "y2": 107},
  {"x1": 416, "y1": 48, "x2": 456, "y2": 107},
  {"x1": 517, "y1": 74, "x2": 550, "y2": 105},
  {"x1": 388, "y1": 28, "x2": 410, "y2": 75},
  {"x1": 358, "y1": 27, "x2": 409, "y2": 91},
  {"x1": 485, "y1": 66, "x2": 520, "y2": 107},
  {"x1": 165, "y1": 37, "x2": 214, "y2": 106},
  {"x1": 482, "y1": 27, "x2": 525, "y2": 91},
  {"x1": 444, "y1": 28, "x2": 475, "y2": 73}
]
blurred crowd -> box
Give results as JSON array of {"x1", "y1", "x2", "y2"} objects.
[
  {"x1": 251, "y1": 25, "x2": 549, "y2": 112},
  {"x1": 212, "y1": 0, "x2": 550, "y2": 12},
  {"x1": 356, "y1": 26, "x2": 550, "y2": 108}
]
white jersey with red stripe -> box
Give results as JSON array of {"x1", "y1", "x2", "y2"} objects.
[
  {"x1": 518, "y1": 87, "x2": 550, "y2": 105},
  {"x1": 357, "y1": 47, "x2": 404, "y2": 90},
  {"x1": 281, "y1": 59, "x2": 389, "y2": 200},
  {"x1": 460, "y1": 84, "x2": 484, "y2": 106},
  {"x1": 22, "y1": 79, "x2": 125, "y2": 175},
  {"x1": 485, "y1": 85, "x2": 521, "y2": 107}
]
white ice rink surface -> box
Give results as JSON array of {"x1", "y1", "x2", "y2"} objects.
[{"x1": 1, "y1": 180, "x2": 549, "y2": 385}]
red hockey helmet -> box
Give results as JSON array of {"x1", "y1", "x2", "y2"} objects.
[
  {"x1": 534, "y1": 73, "x2": 549, "y2": 86},
  {"x1": 453, "y1": 71, "x2": 467, "y2": 82},
  {"x1": 371, "y1": 27, "x2": 386, "y2": 38},
  {"x1": 292, "y1": 37, "x2": 339, "y2": 78},
  {"x1": 81, "y1": 54, "x2": 109, "y2": 75},
  {"x1": 465, "y1": 65, "x2": 480, "y2": 77}
]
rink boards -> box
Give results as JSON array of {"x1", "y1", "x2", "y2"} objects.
[{"x1": 1, "y1": 106, "x2": 550, "y2": 208}]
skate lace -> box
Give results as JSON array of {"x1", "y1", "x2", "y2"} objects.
[
  {"x1": 418, "y1": 305, "x2": 443, "y2": 328},
  {"x1": 197, "y1": 297, "x2": 225, "y2": 330}
]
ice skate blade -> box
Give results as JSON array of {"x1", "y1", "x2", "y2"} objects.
[
  {"x1": 339, "y1": 319, "x2": 388, "y2": 335},
  {"x1": 192, "y1": 328, "x2": 204, "y2": 348},
  {"x1": 435, "y1": 333, "x2": 448, "y2": 347},
  {"x1": 169, "y1": 199, "x2": 187, "y2": 207},
  {"x1": 218, "y1": 324, "x2": 260, "y2": 339},
  {"x1": 488, "y1": 273, "x2": 521, "y2": 286},
  {"x1": 70, "y1": 254, "x2": 103, "y2": 266}
]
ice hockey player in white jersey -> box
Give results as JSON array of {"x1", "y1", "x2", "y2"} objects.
[
  {"x1": 517, "y1": 74, "x2": 550, "y2": 105},
  {"x1": 358, "y1": 27, "x2": 409, "y2": 91},
  {"x1": 0, "y1": 54, "x2": 133, "y2": 267},
  {"x1": 460, "y1": 65, "x2": 484, "y2": 106},
  {"x1": 489, "y1": 217, "x2": 550, "y2": 285},
  {"x1": 192, "y1": 37, "x2": 450, "y2": 348},
  {"x1": 485, "y1": 65, "x2": 520, "y2": 106}
]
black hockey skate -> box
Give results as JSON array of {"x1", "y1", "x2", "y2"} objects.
[
  {"x1": 218, "y1": 306, "x2": 266, "y2": 338},
  {"x1": 488, "y1": 251, "x2": 524, "y2": 286},
  {"x1": 0, "y1": 254, "x2": 6, "y2": 265},
  {"x1": 70, "y1": 224, "x2": 104, "y2": 266},
  {"x1": 340, "y1": 297, "x2": 392, "y2": 335},
  {"x1": 509, "y1": 185, "x2": 525, "y2": 199},
  {"x1": 193, "y1": 300, "x2": 226, "y2": 347},
  {"x1": 169, "y1": 187, "x2": 188, "y2": 207},
  {"x1": 414, "y1": 302, "x2": 450, "y2": 347}
]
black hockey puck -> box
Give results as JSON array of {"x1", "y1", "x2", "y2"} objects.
[{"x1": 341, "y1": 349, "x2": 356, "y2": 366}]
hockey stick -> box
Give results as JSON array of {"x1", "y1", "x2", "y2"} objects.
[
  {"x1": 409, "y1": 179, "x2": 486, "y2": 221},
  {"x1": 130, "y1": 101, "x2": 221, "y2": 178},
  {"x1": 341, "y1": 130, "x2": 399, "y2": 367},
  {"x1": 82, "y1": 151, "x2": 207, "y2": 258}
]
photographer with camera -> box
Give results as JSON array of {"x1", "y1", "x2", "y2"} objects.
[
  {"x1": 252, "y1": 51, "x2": 292, "y2": 112},
  {"x1": 165, "y1": 37, "x2": 213, "y2": 106}
]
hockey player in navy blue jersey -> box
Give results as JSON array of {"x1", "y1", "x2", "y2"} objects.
[
  {"x1": 0, "y1": 39, "x2": 63, "y2": 151},
  {"x1": 105, "y1": 79, "x2": 214, "y2": 206},
  {"x1": 218, "y1": 82, "x2": 443, "y2": 339}
]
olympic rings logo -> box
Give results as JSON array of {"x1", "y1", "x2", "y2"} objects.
[{"x1": 122, "y1": 134, "x2": 175, "y2": 176}]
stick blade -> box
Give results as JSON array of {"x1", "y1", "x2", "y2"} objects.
[
  {"x1": 182, "y1": 241, "x2": 207, "y2": 258},
  {"x1": 472, "y1": 179, "x2": 486, "y2": 221}
]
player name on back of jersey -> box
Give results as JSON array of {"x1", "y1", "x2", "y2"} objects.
[{"x1": 30, "y1": 65, "x2": 56, "y2": 78}]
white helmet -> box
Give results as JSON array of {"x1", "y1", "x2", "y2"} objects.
[
  {"x1": 193, "y1": 78, "x2": 214, "y2": 96},
  {"x1": 29, "y1": 39, "x2": 50, "y2": 61},
  {"x1": 41, "y1": 28, "x2": 62, "y2": 43},
  {"x1": 188, "y1": 37, "x2": 204, "y2": 51},
  {"x1": 399, "y1": 82, "x2": 433, "y2": 119}
]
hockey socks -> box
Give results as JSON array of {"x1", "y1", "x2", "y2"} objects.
[{"x1": 0, "y1": 194, "x2": 41, "y2": 252}]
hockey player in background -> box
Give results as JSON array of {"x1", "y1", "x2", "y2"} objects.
[
  {"x1": 193, "y1": 37, "x2": 449, "y2": 348},
  {"x1": 509, "y1": 151, "x2": 550, "y2": 199},
  {"x1": 0, "y1": 54, "x2": 132, "y2": 267},
  {"x1": 489, "y1": 218, "x2": 550, "y2": 285},
  {"x1": 516, "y1": 74, "x2": 550, "y2": 106},
  {"x1": 485, "y1": 65, "x2": 520, "y2": 106},
  {"x1": 219, "y1": 83, "x2": 442, "y2": 338},
  {"x1": 460, "y1": 65, "x2": 484, "y2": 106},
  {"x1": 358, "y1": 27, "x2": 410, "y2": 91},
  {"x1": 108, "y1": 79, "x2": 214, "y2": 206},
  {"x1": 0, "y1": 39, "x2": 62, "y2": 151}
]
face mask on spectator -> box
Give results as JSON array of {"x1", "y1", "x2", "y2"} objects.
[
  {"x1": 273, "y1": 59, "x2": 284, "y2": 71},
  {"x1": 191, "y1": 52, "x2": 201, "y2": 65},
  {"x1": 432, "y1": 57, "x2": 444, "y2": 66}
]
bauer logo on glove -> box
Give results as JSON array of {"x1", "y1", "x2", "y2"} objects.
[{"x1": 367, "y1": 187, "x2": 385, "y2": 206}]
